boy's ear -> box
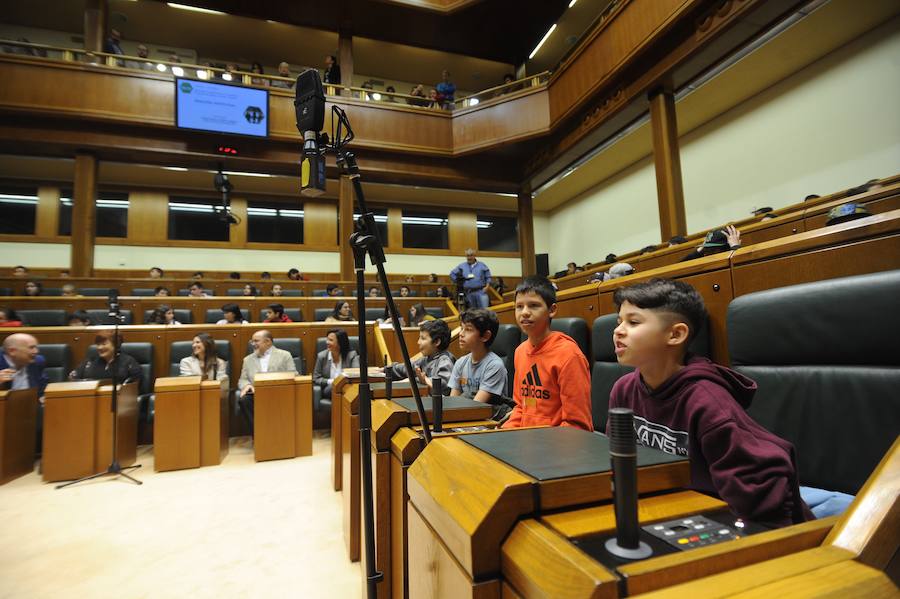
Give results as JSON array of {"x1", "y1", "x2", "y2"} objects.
[
  {"x1": 481, "y1": 329, "x2": 493, "y2": 344},
  {"x1": 548, "y1": 302, "x2": 558, "y2": 319},
  {"x1": 667, "y1": 322, "x2": 690, "y2": 347}
]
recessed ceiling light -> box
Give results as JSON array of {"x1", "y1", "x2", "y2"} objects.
[
  {"x1": 166, "y1": 3, "x2": 226, "y2": 15},
  {"x1": 529, "y1": 24, "x2": 557, "y2": 60}
]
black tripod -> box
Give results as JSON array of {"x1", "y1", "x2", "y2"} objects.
[
  {"x1": 322, "y1": 105, "x2": 432, "y2": 598},
  {"x1": 57, "y1": 292, "x2": 141, "y2": 489}
]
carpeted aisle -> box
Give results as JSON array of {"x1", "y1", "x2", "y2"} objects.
[{"x1": 0, "y1": 436, "x2": 361, "y2": 599}]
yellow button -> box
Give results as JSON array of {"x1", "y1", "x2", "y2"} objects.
[{"x1": 677, "y1": 538, "x2": 689, "y2": 545}]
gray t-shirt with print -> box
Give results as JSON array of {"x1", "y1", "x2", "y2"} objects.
[{"x1": 448, "y1": 351, "x2": 507, "y2": 399}]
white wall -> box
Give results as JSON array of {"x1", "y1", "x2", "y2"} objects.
[
  {"x1": 546, "y1": 158, "x2": 660, "y2": 273},
  {"x1": 92, "y1": 245, "x2": 339, "y2": 272},
  {"x1": 546, "y1": 20, "x2": 900, "y2": 271},
  {"x1": 0, "y1": 242, "x2": 70, "y2": 267},
  {"x1": 533, "y1": 211, "x2": 550, "y2": 256},
  {"x1": 372, "y1": 254, "x2": 522, "y2": 277}
]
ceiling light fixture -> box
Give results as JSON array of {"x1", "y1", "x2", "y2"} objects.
[
  {"x1": 196, "y1": 69, "x2": 208, "y2": 79},
  {"x1": 529, "y1": 24, "x2": 557, "y2": 60},
  {"x1": 166, "y1": 3, "x2": 226, "y2": 15},
  {"x1": 568, "y1": 0, "x2": 577, "y2": 7},
  {"x1": 171, "y1": 66, "x2": 184, "y2": 77},
  {"x1": 221, "y1": 72, "x2": 233, "y2": 81},
  {"x1": 156, "y1": 63, "x2": 167, "y2": 72}
]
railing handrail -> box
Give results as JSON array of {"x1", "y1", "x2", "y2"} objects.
[{"x1": 454, "y1": 71, "x2": 551, "y2": 105}]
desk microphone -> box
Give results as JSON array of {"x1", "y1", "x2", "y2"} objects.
[
  {"x1": 605, "y1": 408, "x2": 652, "y2": 559},
  {"x1": 384, "y1": 356, "x2": 392, "y2": 402},
  {"x1": 431, "y1": 377, "x2": 443, "y2": 433}
]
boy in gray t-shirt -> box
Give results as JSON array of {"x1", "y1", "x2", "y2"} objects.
[{"x1": 449, "y1": 308, "x2": 509, "y2": 403}]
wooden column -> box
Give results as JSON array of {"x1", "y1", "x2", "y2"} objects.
[
  {"x1": 649, "y1": 88, "x2": 687, "y2": 242},
  {"x1": 84, "y1": 0, "x2": 107, "y2": 53},
  {"x1": 339, "y1": 176, "x2": 355, "y2": 280},
  {"x1": 71, "y1": 153, "x2": 97, "y2": 277},
  {"x1": 518, "y1": 189, "x2": 536, "y2": 277},
  {"x1": 229, "y1": 197, "x2": 247, "y2": 245},
  {"x1": 338, "y1": 29, "x2": 354, "y2": 93},
  {"x1": 35, "y1": 186, "x2": 60, "y2": 238}
]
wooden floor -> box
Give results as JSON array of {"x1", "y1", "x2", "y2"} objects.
[{"x1": 0, "y1": 435, "x2": 361, "y2": 599}]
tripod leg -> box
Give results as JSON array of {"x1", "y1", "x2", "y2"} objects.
[
  {"x1": 116, "y1": 470, "x2": 143, "y2": 485},
  {"x1": 55, "y1": 469, "x2": 109, "y2": 489}
]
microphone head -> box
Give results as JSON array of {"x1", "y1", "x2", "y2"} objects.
[
  {"x1": 294, "y1": 69, "x2": 325, "y2": 135},
  {"x1": 608, "y1": 407, "x2": 636, "y2": 454}
]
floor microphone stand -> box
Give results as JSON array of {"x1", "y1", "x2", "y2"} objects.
[
  {"x1": 329, "y1": 105, "x2": 432, "y2": 599},
  {"x1": 58, "y1": 302, "x2": 141, "y2": 489}
]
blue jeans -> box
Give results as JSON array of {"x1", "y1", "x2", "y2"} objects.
[
  {"x1": 466, "y1": 290, "x2": 489, "y2": 308},
  {"x1": 799, "y1": 486, "x2": 854, "y2": 518}
]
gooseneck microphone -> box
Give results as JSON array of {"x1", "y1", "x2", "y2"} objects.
[
  {"x1": 605, "y1": 407, "x2": 652, "y2": 559},
  {"x1": 431, "y1": 377, "x2": 443, "y2": 433},
  {"x1": 383, "y1": 357, "x2": 392, "y2": 402}
]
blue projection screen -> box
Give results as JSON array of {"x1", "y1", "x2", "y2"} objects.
[{"x1": 175, "y1": 78, "x2": 269, "y2": 138}]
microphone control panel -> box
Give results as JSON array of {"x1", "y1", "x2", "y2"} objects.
[{"x1": 642, "y1": 515, "x2": 745, "y2": 550}]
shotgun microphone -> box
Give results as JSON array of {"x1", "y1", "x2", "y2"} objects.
[
  {"x1": 605, "y1": 407, "x2": 652, "y2": 559},
  {"x1": 431, "y1": 377, "x2": 443, "y2": 433}
]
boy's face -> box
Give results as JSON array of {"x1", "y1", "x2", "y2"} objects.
[
  {"x1": 515, "y1": 291, "x2": 556, "y2": 338},
  {"x1": 613, "y1": 301, "x2": 688, "y2": 367},
  {"x1": 418, "y1": 330, "x2": 439, "y2": 356},
  {"x1": 458, "y1": 322, "x2": 489, "y2": 352}
]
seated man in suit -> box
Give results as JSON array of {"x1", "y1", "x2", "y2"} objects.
[
  {"x1": 237, "y1": 329, "x2": 298, "y2": 433},
  {"x1": 0, "y1": 333, "x2": 48, "y2": 400}
]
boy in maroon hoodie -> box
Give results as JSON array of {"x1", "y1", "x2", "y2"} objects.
[{"x1": 609, "y1": 278, "x2": 813, "y2": 527}]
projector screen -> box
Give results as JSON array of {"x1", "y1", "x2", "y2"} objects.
[{"x1": 175, "y1": 78, "x2": 269, "y2": 138}]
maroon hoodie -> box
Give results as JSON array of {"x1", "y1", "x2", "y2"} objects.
[{"x1": 609, "y1": 356, "x2": 814, "y2": 527}]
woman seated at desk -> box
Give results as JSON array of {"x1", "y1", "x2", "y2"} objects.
[
  {"x1": 407, "y1": 302, "x2": 435, "y2": 326},
  {"x1": 145, "y1": 304, "x2": 182, "y2": 325},
  {"x1": 324, "y1": 300, "x2": 355, "y2": 323},
  {"x1": 70, "y1": 332, "x2": 142, "y2": 384},
  {"x1": 216, "y1": 303, "x2": 249, "y2": 325},
  {"x1": 313, "y1": 329, "x2": 360, "y2": 400},
  {"x1": 179, "y1": 333, "x2": 228, "y2": 381}
]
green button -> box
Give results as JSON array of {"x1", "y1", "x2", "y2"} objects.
[{"x1": 700, "y1": 533, "x2": 710, "y2": 539}]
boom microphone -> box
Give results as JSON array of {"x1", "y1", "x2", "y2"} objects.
[
  {"x1": 605, "y1": 407, "x2": 652, "y2": 559},
  {"x1": 295, "y1": 69, "x2": 327, "y2": 197}
]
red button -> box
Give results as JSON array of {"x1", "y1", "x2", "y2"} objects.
[{"x1": 689, "y1": 535, "x2": 700, "y2": 542}]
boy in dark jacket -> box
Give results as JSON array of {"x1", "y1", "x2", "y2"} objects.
[
  {"x1": 609, "y1": 278, "x2": 813, "y2": 527},
  {"x1": 386, "y1": 319, "x2": 455, "y2": 391}
]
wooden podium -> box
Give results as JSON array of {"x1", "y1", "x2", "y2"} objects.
[
  {"x1": 42, "y1": 381, "x2": 139, "y2": 483},
  {"x1": 154, "y1": 376, "x2": 229, "y2": 472},
  {"x1": 253, "y1": 373, "x2": 313, "y2": 462},
  {"x1": 0, "y1": 388, "x2": 38, "y2": 484},
  {"x1": 331, "y1": 368, "x2": 388, "y2": 492},
  {"x1": 366, "y1": 396, "x2": 495, "y2": 598},
  {"x1": 407, "y1": 429, "x2": 900, "y2": 597}
]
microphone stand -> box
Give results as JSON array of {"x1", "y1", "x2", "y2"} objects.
[
  {"x1": 323, "y1": 105, "x2": 432, "y2": 598},
  {"x1": 58, "y1": 294, "x2": 141, "y2": 489}
]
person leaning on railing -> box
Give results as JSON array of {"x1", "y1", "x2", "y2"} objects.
[{"x1": 271, "y1": 62, "x2": 294, "y2": 89}]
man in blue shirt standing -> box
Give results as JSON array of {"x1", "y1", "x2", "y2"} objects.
[{"x1": 450, "y1": 248, "x2": 492, "y2": 309}]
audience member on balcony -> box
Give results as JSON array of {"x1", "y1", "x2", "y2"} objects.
[
  {"x1": 154, "y1": 286, "x2": 170, "y2": 297},
  {"x1": 24, "y1": 281, "x2": 42, "y2": 297},
  {"x1": 680, "y1": 226, "x2": 741, "y2": 262},
  {"x1": 408, "y1": 303, "x2": 434, "y2": 326},
  {"x1": 250, "y1": 62, "x2": 268, "y2": 87},
  {"x1": 426, "y1": 88, "x2": 442, "y2": 110},
  {"x1": 264, "y1": 303, "x2": 292, "y2": 323},
  {"x1": 13, "y1": 266, "x2": 28, "y2": 278},
  {"x1": 384, "y1": 86, "x2": 397, "y2": 102},
  {"x1": 668, "y1": 235, "x2": 687, "y2": 246},
  {"x1": 188, "y1": 282, "x2": 209, "y2": 297},
  {"x1": 497, "y1": 73, "x2": 518, "y2": 96},
  {"x1": 287, "y1": 268, "x2": 303, "y2": 281},
  {"x1": 261, "y1": 272, "x2": 272, "y2": 281},
  {"x1": 325, "y1": 301, "x2": 354, "y2": 323},
  {"x1": 399, "y1": 285, "x2": 411, "y2": 298},
  {"x1": 229, "y1": 272, "x2": 241, "y2": 280},
  {"x1": 146, "y1": 305, "x2": 182, "y2": 326},
  {"x1": 326, "y1": 283, "x2": 344, "y2": 297},
  {"x1": 61, "y1": 284, "x2": 79, "y2": 297},
  {"x1": 0, "y1": 307, "x2": 23, "y2": 327},
  {"x1": 217, "y1": 303, "x2": 248, "y2": 325},
  {"x1": 237, "y1": 330, "x2": 298, "y2": 433},
  {"x1": 270, "y1": 284, "x2": 284, "y2": 297},
  {"x1": 323, "y1": 55, "x2": 341, "y2": 85},
  {"x1": 1, "y1": 333, "x2": 47, "y2": 397},
  {"x1": 436, "y1": 70, "x2": 456, "y2": 109},
  {"x1": 135, "y1": 44, "x2": 154, "y2": 71},
  {"x1": 104, "y1": 29, "x2": 124, "y2": 56},
  {"x1": 313, "y1": 329, "x2": 359, "y2": 402},
  {"x1": 67, "y1": 311, "x2": 93, "y2": 327},
  {"x1": 361, "y1": 81, "x2": 375, "y2": 100},
  {"x1": 271, "y1": 62, "x2": 294, "y2": 89},
  {"x1": 149, "y1": 267, "x2": 164, "y2": 278},
  {"x1": 71, "y1": 332, "x2": 142, "y2": 385},
  {"x1": 179, "y1": 333, "x2": 227, "y2": 381},
  {"x1": 222, "y1": 63, "x2": 238, "y2": 81},
  {"x1": 407, "y1": 84, "x2": 427, "y2": 107}
]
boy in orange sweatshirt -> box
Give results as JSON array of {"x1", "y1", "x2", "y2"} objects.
[{"x1": 502, "y1": 276, "x2": 593, "y2": 430}]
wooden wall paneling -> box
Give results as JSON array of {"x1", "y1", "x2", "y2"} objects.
[
  {"x1": 451, "y1": 90, "x2": 551, "y2": 154},
  {"x1": 449, "y1": 210, "x2": 477, "y2": 254},
  {"x1": 36, "y1": 186, "x2": 60, "y2": 238},
  {"x1": 127, "y1": 191, "x2": 169, "y2": 243},
  {"x1": 229, "y1": 197, "x2": 247, "y2": 246},
  {"x1": 71, "y1": 152, "x2": 97, "y2": 277},
  {"x1": 517, "y1": 191, "x2": 535, "y2": 277},
  {"x1": 649, "y1": 88, "x2": 687, "y2": 241},
  {"x1": 339, "y1": 29, "x2": 354, "y2": 97},
  {"x1": 304, "y1": 201, "x2": 339, "y2": 247},
  {"x1": 387, "y1": 207, "x2": 403, "y2": 250}
]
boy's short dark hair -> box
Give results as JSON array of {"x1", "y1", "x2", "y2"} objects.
[
  {"x1": 613, "y1": 278, "x2": 706, "y2": 346},
  {"x1": 460, "y1": 308, "x2": 500, "y2": 347},
  {"x1": 420, "y1": 319, "x2": 451, "y2": 350},
  {"x1": 514, "y1": 276, "x2": 556, "y2": 308},
  {"x1": 267, "y1": 303, "x2": 284, "y2": 315}
]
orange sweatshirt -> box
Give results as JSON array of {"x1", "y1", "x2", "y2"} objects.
[{"x1": 502, "y1": 331, "x2": 593, "y2": 431}]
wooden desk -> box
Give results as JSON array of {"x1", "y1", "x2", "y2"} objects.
[
  {"x1": 253, "y1": 372, "x2": 313, "y2": 462},
  {"x1": 200, "y1": 379, "x2": 230, "y2": 466},
  {"x1": 331, "y1": 368, "x2": 386, "y2": 492},
  {"x1": 0, "y1": 388, "x2": 38, "y2": 484},
  {"x1": 42, "y1": 380, "x2": 138, "y2": 483},
  {"x1": 154, "y1": 376, "x2": 202, "y2": 472}
]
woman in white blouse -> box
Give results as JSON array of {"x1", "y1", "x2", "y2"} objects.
[
  {"x1": 312, "y1": 329, "x2": 360, "y2": 399},
  {"x1": 179, "y1": 333, "x2": 228, "y2": 381}
]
